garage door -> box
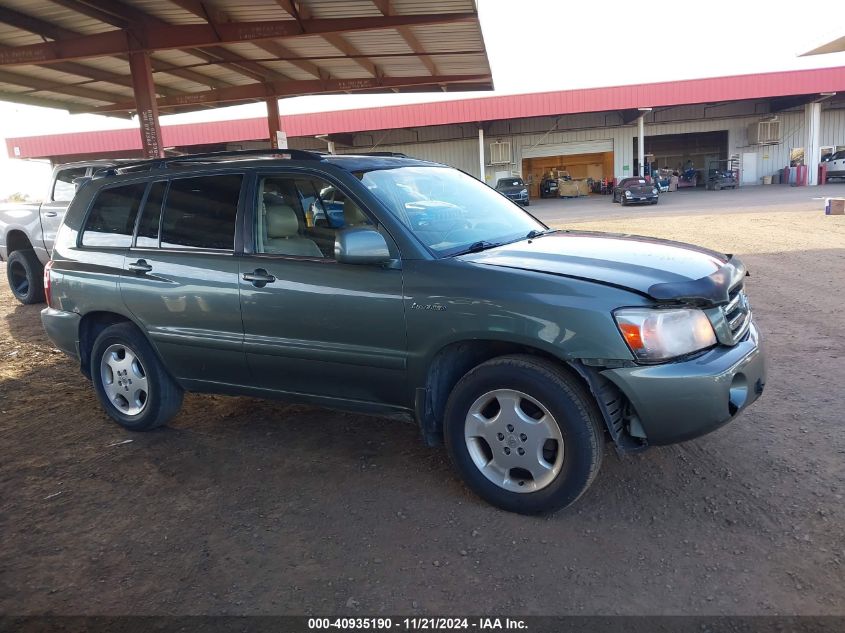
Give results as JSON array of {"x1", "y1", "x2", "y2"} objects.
[{"x1": 522, "y1": 139, "x2": 613, "y2": 159}]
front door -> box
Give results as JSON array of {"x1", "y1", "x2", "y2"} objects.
[
  {"x1": 120, "y1": 174, "x2": 248, "y2": 387},
  {"x1": 741, "y1": 153, "x2": 758, "y2": 185},
  {"x1": 238, "y1": 172, "x2": 408, "y2": 407}
]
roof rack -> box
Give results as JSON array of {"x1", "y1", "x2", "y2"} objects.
[
  {"x1": 350, "y1": 152, "x2": 409, "y2": 158},
  {"x1": 93, "y1": 148, "x2": 326, "y2": 177}
]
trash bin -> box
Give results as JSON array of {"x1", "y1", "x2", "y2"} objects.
[
  {"x1": 762, "y1": 175, "x2": 772, "y2": 185},
  {"x1": 771, "y1": 171, "x2": 780, "y2": 185}
]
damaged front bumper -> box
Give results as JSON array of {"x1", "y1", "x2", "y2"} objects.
[{"x1": 601, "y1": 322, "x2": 765, "y2": 445}]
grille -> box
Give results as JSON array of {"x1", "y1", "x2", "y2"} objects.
[{"x1": 721, "y1": 284, "x2": 752, "y2": 344}]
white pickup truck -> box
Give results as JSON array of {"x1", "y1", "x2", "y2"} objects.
[{"x1": 0, "y1": 160, "x2": 120, "y2": 304}]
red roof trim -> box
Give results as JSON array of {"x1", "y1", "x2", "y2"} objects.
[{"x1": 6, "y1": 67, "x2": 845, "y2": 159}]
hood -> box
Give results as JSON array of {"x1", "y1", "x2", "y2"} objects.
[{"x1": 461, "y1": 231, "x2": 745, "y2": 305}]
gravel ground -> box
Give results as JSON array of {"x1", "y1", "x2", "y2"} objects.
[{"x1": 1, "y1": 205, "x2": 843, "y2": 616}]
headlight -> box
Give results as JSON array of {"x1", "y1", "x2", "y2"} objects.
[
  {"x1": 614, "y1": 308, "x2": 716, "y2": 361},
  {"x1": 520, "y1": 188, "x2": 528, "y2": 195},
  {"x1": 652, "y1": 188, "x2": 658, "y2": 195},
  {"x1": 625, "y1": 190, "x2": 632, "y2": 198}
]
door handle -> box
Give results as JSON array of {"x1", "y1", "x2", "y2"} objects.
[
  {"x1": 242, "y1": 268, "x2": 276, "y2": 287},
  {"x1": 127, "y1": 259, "x2": 153, "y2": 273},
  {"x1": 43, "y1": 211, "x2": 58, "y2": 217}
]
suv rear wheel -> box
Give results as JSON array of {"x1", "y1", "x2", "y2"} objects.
[
  {"x1": 6, "y1": 249, "x2": 45, "y2": 304},
  {"x1": 444, "y1": 355, "x2": 604, "y2": 514},
  {"x1": 91, "y1": 322, "x2": 183, "y2": 431}
]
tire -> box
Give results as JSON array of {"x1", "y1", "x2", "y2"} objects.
[
  {"x1": 443, "y1": 355, "x2": 604, "y2": 514},
  {"x1": 651, "y1": 199, "x2": 659, "y2": 205},
  {"x1": 90, "y1": 322, "x2": 183, "y2": 431},
  {"x1": 714, "y1": 182, "x2": 721, "y2": 191},
  {"x1": 621, "y1": 196, "x2": 628, "y2": 206},
  {"x1": 6, "y1": 249, "x2": 45, "y2": 304},
  {"x1": 524, "y1": 200, "x2": 530, "y2": 206}
]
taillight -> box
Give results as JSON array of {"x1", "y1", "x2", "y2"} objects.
[{"x1": 44, "y1": 260, "x2": 54, "y2": 307}]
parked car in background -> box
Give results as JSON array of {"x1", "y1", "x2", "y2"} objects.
[
  {"x1": 41, "y1": 150, "x2": 765, "y2": 514},
  {"x1": 612, "y1": 177, "x2": 659, "y2": 205},
  {"x1": 0, "y1": 160, "x2": 122, "y2": 304},
  {"x1": 706, "y1": 167, "x2": 738, "y2": 191},
  {"x1": 494, "y1": 177, "x2": 529, "y2": 206},
  {"x1": 539, "y1": 176, "x2": 559, "y2": 198},
  {"x1": 822, "y1": 150, "x2": 845, "y2": 181}
]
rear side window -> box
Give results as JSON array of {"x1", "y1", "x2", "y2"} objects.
[
  {"x1": 53, "y1": 167, "x2": 88, "y2": 202},
  {"x1": 160, "y1": 175, "x2": 242, "y2": 250},
  {"x1": 81, "y1": 182, "x2": 147, "y2": 248},
  {"x1": 135, "y1": 180, "x2": 167, "y2": 248}
]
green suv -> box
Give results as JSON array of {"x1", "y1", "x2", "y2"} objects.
[{"x1": 41, "y1": 150, "x2": 765, "y2": 514}]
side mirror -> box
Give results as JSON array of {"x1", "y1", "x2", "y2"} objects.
[{"x1": 335, "y1": 227, "x2": 391, "y2": 265}]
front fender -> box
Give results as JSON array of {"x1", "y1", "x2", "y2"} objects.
[{"x1": 403, "y1": 259, "x2": 641, "y2": 391}]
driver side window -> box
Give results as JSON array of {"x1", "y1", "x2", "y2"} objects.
[{"x1": 255, "y1": 176, "x2": 372, "y2": 258}]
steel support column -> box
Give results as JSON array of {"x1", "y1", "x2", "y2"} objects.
[
  {"x1": 478, "y1": 126, "x2": 485, "y2": 183},
  {"x1": 266, "y1": 97, "x2": 281, "y2": 149},
  {"x1": 128, "y1": 51, "x2": 163, "y2": 159},
  {"x1": 637, "y1": 114, "x2": 645, "y2": 177},
  {"x1": 805, "y1": 101, "x2": 821, "y2": 186}
]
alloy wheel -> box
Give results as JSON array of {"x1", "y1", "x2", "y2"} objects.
[
  {"x1": 100, "y1": 343, "x2": 149, "y2": 416},
  {"x1": 464, "y1": 389, "x2": 564, "y2": 493}
]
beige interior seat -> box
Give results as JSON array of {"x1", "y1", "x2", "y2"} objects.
[
  {"x1": 263, "y1": 204, "x2": 322, "y2": 257},
  {"x1": 343, "y1": 199, "x2": 370, "y2": 227}
]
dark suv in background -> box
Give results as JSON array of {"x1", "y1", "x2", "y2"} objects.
[
  {"x1": 494, "y1": 177, "x2": 529, "y2": 205},
  {"x1": 41, "y1": 150, "x2": 765, "y2": 514}
]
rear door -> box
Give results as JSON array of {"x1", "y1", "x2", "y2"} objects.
[
  {"x1": 41, "y1": 165, "x2": 89, "y2": 252},
  {"x1": 237, "y1": 170, "x2": 408, "y2": 406},
  {"x1": 120, "y1": 173, "x2": 248, "y2": 387}
]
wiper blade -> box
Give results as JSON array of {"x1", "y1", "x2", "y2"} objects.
[
  {"x1": 526, "y1": 228, "x2": 556, "y2": 240},
  {"x1": 450, "y1": 240, "x2": 500, "y2": 256}
]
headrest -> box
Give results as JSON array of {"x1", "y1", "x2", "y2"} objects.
[
  {"x1": 344, "y1": 199, "x2": 368, "y2": 226},
  {"x1": 266, "y1": 204, "x2": 299, "y2": 238}
]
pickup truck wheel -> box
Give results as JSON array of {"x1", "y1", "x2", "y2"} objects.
[
  {"x1": 6, "y1": 249, "x2": 45, "y2": 304},
  {"x1": 91, "y1": 322, "x2": 183, "y2": 431},
  {"x1": 444, "y1": 355, "x2": 603, "y2": 514}
]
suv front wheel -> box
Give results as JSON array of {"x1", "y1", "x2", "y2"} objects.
[
  {"x1": 91, "y1": 322, "x2": 183, "y2": 431},
  {"x1": 444, "y1": 355, "x2": 604, "y2": 514}
]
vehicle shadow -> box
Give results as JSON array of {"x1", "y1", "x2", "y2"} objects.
[{"x1": 2, "y1": 300, "x2": 48, "y2": 344}]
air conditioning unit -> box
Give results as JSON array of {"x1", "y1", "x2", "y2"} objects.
[
  {"x1": 748, "y1": 119, "x2": 781, "y2": 145},
  {"x1": 489, "y1": 141, "x2": 511, "y2": 165}
]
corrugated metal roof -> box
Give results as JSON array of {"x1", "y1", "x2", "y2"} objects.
[
  {"x1": 7, "y1": 67, "x2": 845, "y2": 159},
  {"x1": 0, "y1": 0, "x2": 493, "y2": 114}
]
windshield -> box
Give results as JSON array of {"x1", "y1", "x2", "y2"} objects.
[
  {"x1": 359, "y1": 166, "x2": 545, "y2": 257},
  {"x1": 497, "y1": 178, "x2": 524, "y2": 188}
]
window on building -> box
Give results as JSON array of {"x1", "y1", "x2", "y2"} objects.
[
  {"x1": 160, "y1": 175, "x2": 243, "y2": 251},
  {"x1": 80, "y1": 182, "x2": 148, "y2": 248}
]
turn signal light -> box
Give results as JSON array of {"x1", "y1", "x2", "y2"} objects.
[{"x1": 618, "y1": 323, "x2": 644, "y2": 350}]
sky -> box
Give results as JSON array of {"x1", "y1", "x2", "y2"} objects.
[{"x1": 1, "y1": 0, "x2": 844, "y2": 199}]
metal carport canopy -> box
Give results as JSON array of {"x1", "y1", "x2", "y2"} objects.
[{"x1": 0, "y1": 0, "x2": 493, "y2": 157}]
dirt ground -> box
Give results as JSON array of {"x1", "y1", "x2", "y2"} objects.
[{"x1": 1, "y1": 205, "x2": 844, "y2": 616}]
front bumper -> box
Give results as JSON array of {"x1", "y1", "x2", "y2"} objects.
[
  {"x1": 601, "y1": 322, "x2": 765, "y2": 445},
  {"x1": 41, "y1": 307, "x2": 81, "y2": 361},
  {"x1": 626, "y1": 194, "x2": 658, "y2": 204}
]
